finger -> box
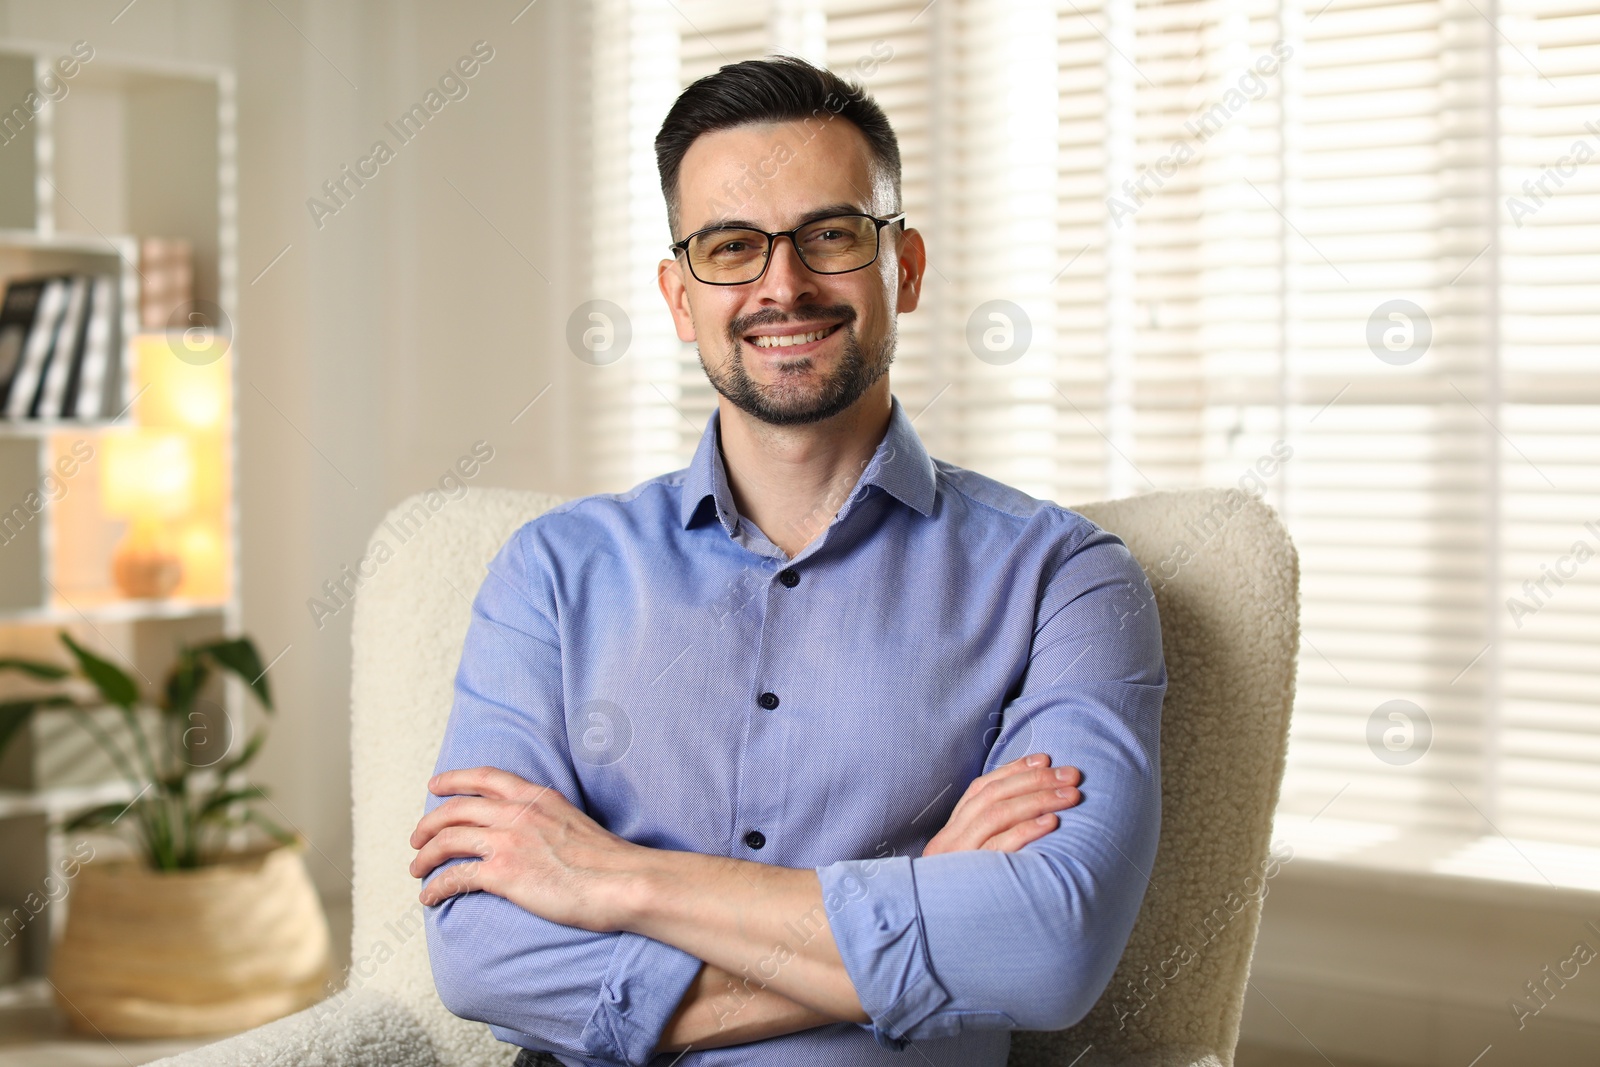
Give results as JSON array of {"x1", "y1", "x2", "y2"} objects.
[
  {"x1": 958, "y1": 784, "x2": 1081, "y2": 845},
  {"x1": 409, "y1": 825, "x2": 495, "y2": 880},
  {"x1": 961, "y1": 764, "x2": 1082, "y2": 815},
  {"x1": 944, "y1": 753, "x2": 1054, "y2": 821},
  {"x1": 429, "y1": 766, "x2": 526, "y2": 799},
  {"x1": 982, "y1": 812, "x2": 1059, "y2": 853},
  {"x1": 986, "y1": 752, "x2": 1053, "y2": 783},
  {"x1": 419, "y1": 858, "x2": 485, "y2": 905},
  {"x1": 932, "y1": 758, "x2": 1080, "y2": 854},
  {"x1": 409, "y1": 796, "x2": 505, "y2": 849}
]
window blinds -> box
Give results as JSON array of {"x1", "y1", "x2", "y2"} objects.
[{"x1": 582, "y1": 0, "x2": 1600, "y2": 885}]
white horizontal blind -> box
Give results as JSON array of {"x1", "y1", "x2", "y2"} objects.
[
  {"x1": 585, "y1": 0, "x2": 777, "y2": 494},
  {"x1": 1495, "y1": 0, "x2": 1600, "y2": 849},
  {"x1": 1274, "y1": 0, "x2": 1499, "y2": 841},
  {"x1": 584, "y1": 0, "x2": 1600, "y2": 878}
]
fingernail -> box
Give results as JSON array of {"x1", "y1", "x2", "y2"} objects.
[
  {"x1": 1026, "y1": 754, "x2": 1046, "y2": 767},
  {"x1": 1036, "y1": 814, "x2": 1053, "y2": 824},
  {"x1": 1054, "y1": 767, "x2": 1075, "y2": 781},
  {"x1": 1056, "y1": 788, "x2": 1077, "y2": 799}
]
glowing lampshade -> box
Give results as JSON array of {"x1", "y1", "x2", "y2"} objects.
[{"x1": 102, "y1": 431, "x2": 195, "y2": 519}]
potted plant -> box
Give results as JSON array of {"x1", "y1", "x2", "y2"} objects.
[{"x1": 0, "y1": 629, "x2": 331, "y2": 1038}]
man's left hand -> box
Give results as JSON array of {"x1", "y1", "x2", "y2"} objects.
[{"x1": 408, "y1": 766, "x2": 638, "y2": 931}]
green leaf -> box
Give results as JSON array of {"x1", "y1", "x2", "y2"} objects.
[
  {"x1": 59, "y1": 631, "x2": 139, "y2": 708},
  {"x1": 214, "y1": 727, "x2": 266, "y2": 779},
  {"x1": 196, "y1": 784, "x2": 268, "y2": 820},
  {"x1": 194, "y1": 638, "x2": 272, "y2": 712},
  {"x1": 244, "y1": 808, "x2": 297, "y2": 846},
  {"x1": 60, "y1": 799, "x2": 138, "y2": 832},
  {"x1": 0, "y1": 695, "x2": 78, "y2": 761},
  {"x1": 0, "y1": 658, "x2": 69, "y2": 681},
  {"x1": 163, "y1": 650, "x2": 208, "y2": 715}
]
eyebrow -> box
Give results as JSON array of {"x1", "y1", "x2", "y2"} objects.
[{"x1": 693, "y1": 202, "x2": 869, "y2": 233}]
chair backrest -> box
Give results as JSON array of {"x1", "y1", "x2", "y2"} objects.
[
  {"x1": 349, "y1": 488, "x2": 565, "y2": 1066},
  {"x1": 1011, "y1": 488, "x2": 1299, "y2": 1067},
  {"x1": 348, "y1": 485, "x2": 1297, "y2": 1067}
]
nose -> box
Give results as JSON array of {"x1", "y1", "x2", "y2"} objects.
[{"x1": 754, "y1": 233, "x2": 820, "y2": 303}]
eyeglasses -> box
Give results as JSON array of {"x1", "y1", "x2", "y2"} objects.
[{"x1": 669, "y1": 211, "x2": 906, "y2": 286}]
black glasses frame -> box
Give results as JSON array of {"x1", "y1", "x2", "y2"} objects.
[{"x1": 669, "y1": 211, "x2": 907, "y2": 286}]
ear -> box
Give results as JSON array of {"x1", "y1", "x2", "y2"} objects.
[
  {"x1": 658, "y1": 257, "x2": 698, "y2": 343},
  {"x1": 894, "y1": 226, "x2": 926, "y2": 315}
]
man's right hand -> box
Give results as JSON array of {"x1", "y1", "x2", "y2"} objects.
[{"x1": 921, "y1": 753, "x2": 1082, "y2": 857}]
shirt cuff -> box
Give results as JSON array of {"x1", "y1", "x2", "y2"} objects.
[
  {"x1": 816, "y1": 855, "x2": 954, "y2": 1050},
  {"x1": 578, "y1": 931, "x2": 704, "y2": 1066}
]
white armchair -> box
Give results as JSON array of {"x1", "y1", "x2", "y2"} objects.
[{"x1": 151, "y1": 485, "x2": 1298, "y2": 1067}]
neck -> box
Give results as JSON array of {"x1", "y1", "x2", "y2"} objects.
[{"x1": 716, "y1": 380, "x2": 893, "y2": 559}]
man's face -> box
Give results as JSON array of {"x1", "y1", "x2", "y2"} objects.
[{"x1": 658, "y1": 118, "x2": 924, "y2": 427}]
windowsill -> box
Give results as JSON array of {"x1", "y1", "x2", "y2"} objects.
[{"x1": 1271, "y1": 814, "x2": 1600, "y2": 910}]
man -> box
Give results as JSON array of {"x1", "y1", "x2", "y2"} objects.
[{"x1": 410, "y1": 55, "x2": 1164, "y2": 1067}]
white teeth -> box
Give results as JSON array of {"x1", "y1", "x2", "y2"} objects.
[{"x1": 750, "y1": 325, "x2": 836, "y2": 348}]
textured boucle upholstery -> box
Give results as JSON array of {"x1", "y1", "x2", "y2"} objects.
[{"x1": 152, "y1": 485, "x2": 1297, "y2": 1067}]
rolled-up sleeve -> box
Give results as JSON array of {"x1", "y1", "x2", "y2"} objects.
[
  {"x1": 423, "y1": 524, "x2": 704, "y2": 1066},
  {"x1": 814, "y1": 528, "x2": 1165, "y2": 1049}
]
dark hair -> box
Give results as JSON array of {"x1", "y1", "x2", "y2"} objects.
[{"x1": 654, "y1": 54, "x2": 902, "y2": 241}]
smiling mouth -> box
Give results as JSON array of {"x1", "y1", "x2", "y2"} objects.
[{"x1": 744, "y1": 322, "x2": 844, "y2": 349}]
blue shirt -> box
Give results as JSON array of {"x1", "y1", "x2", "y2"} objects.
[{"x1": 423, "y1": 393, "x2": 1165, "y2": 1067}]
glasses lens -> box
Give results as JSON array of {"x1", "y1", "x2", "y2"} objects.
[
  {"x1": 688, "y1": 228, "x2": 770, "y2": 284},
  {"x1": 793, "y1": 216, "x2": 879, "y2": 274}
]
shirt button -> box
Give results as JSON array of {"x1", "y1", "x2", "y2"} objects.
[
  {"x1": 744, "y1": 830, "x2": 766, "y2": 850},
  {"x1": 778, "y1": 568, "x2": 799, "y2": 587},
  {"x1": 758, "y1": 692, "x2": 780, "y2": 710}
]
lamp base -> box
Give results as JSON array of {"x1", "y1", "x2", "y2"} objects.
[{"x1": 112, "y1": 541, "x2": 184, "y2": 599}]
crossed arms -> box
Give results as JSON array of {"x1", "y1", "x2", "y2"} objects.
[
  {"x1": 411, "y1": 528, "x2": 1164, "y2": 1064},
  {"x1": 410, "y1": 751, "x2": 1085, "y2": 1055}
]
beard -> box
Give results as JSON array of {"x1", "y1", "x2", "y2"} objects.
[{"x1": 700, "y1": 305, "x2": 896, "y2": 427}]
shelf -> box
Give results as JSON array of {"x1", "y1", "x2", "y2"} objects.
[
  {"x1": 0, "y1": 419, "x2": 133, "y2": 439},
  {"x1": 0, "y1": 779, "x2": 137, "y2": 820},
  {"x1": 0, "y1": 594, "x2": 226, "y2": 626},
  {"x1": 0, "y1": 229, "x2": 134, "y2": 257},
  {"x1": 0, "y1": 39, "x2": 239, "y2": 1000}
]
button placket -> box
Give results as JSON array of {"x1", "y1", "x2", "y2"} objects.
[{"x1": 732, "y1": 559, "x2": 793, "y2": 860}]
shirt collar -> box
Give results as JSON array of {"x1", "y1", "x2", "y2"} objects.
[{"x1": 679, "y1": 394, "x2": 938, "y2": 533}]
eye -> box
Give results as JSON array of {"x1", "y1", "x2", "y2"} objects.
[{"x1": 701, "y1": 233, "x2": 764, "y2": 258}]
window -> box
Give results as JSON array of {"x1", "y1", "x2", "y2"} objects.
[{"x1": 580, "y1": 0, "x2": 1600, "y2": 889}]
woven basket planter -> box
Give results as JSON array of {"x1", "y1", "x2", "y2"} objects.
[{"x1": 48, "y1": 836, "x2": 332, "y2": 1038}]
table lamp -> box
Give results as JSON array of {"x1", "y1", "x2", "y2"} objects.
[{"x1": 101, "y1": 430, "x2": 195, "y2": 599}]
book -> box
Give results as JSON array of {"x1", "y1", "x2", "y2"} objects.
[
  {"x1": 33, "y1": 275, "x2": 91, "y2": 419},
  {"x1": 4, "y1": 277, "x2": 68, "y2": 419},
  {"x1": 0, "y1": 278, "x2": 48, "y2": 413},
  {"x1": 66, "y1": 275, "x2": 116, "y2": 419}
]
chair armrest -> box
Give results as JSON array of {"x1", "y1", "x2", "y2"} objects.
[{"x1": 144, "y1": 987, "x2": 446, "y2": 1067}]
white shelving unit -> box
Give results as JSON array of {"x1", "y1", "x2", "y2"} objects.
[{"x1": 0, "y1": 39, "x2": 239, "y2": 996}]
